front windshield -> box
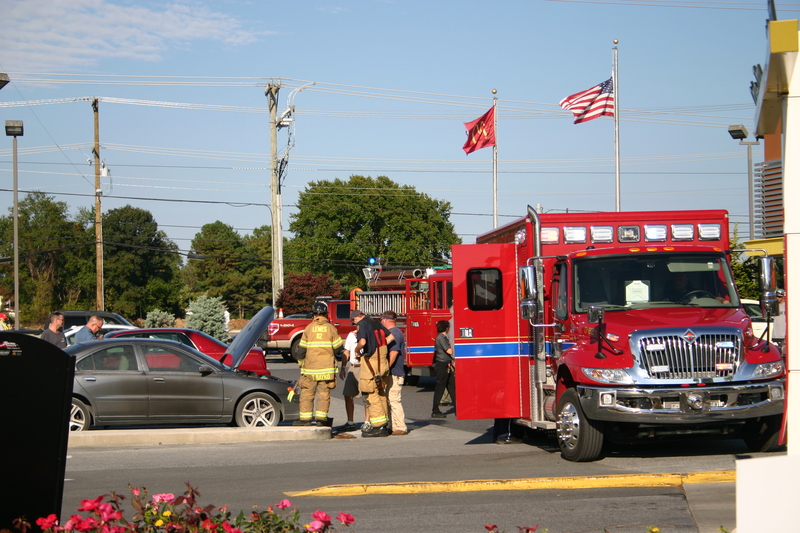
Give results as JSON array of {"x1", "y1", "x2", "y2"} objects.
[{"x1": 573, "y1": 253, "x2": 740, "y2": 312}]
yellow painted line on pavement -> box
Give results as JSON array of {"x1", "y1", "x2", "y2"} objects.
[{"x1": 285, "y1": 470, "x2": 735, "y2": 497}]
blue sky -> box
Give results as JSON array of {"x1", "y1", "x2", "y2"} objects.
[{"x1": 1, "y1": 0, "x2": 797, "y2": 258}]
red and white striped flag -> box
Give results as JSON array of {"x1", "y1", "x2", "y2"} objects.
[{"x1": 559, "y1": 78, "x2": 615, "y2": 124}]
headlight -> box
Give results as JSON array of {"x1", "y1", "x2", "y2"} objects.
[
  {"x1": 753, "y1": 361, "x2": 784, "y2": 379},
  {"x1": 582, "y1": 367, "x2": 634, "y2": 384}
]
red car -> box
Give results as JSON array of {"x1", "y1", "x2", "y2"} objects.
[{"x1": 105, "y1": 328, "x2": 269, "y2": 375}]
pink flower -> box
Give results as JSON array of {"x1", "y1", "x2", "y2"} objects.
[
  {"x1": 485, "y1": 525, "x2": 498, "y2": 532},
  {"x1": 276, "y1": 499, "x2": 292, "y2": 510},
  {"x1": 152, "y1": 493, "x2": 175, "y2": 504},
  {"x1": 78, "y1": 496, "x2": 105, "y2": 512},
  {"x1": 36, "y1": 514, "x2": 59, "y2": 530},
  {"x1": 221, "y1": 523, "x2": 242, "y2": 533},
  {"x1": 517, "y1": 527, "x2": 539, "y2": 532},
  {"x1": 131, "y1": 488, "x2": 140, "y2": 496},
  {"x1": 201, "y1": 519, "x2": 218, "y2": 531},
  {"x1": 305, "y1": 520, "x2": 325, "y2": 532},
  {"x1": 311, "y1": 511, "x2": 331, "y2": 526},
  {"x1": 336, "y1": 513, "x2": 355, "y2": 526}
]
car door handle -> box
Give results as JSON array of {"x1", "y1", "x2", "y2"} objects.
[
  {"x1": 153, "y1": 377, "x2": 165, "y2": 383},
  {"x1": 84, "y1": 377, "x2": 96, "y2": 382}
]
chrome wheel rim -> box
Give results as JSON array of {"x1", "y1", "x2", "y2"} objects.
[
  {"x1": 241, "y1": 397, "x2": 277, "y2": 427},
  {"x1": 70, "y1": 403, "x2": 87, "y2": 432},
  {"x1": 557, "y1": 402, "x2": 580, "y2": 450}
]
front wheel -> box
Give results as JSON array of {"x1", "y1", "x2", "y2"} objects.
[
  {"x1": 743, "y1": 415, "x2": 783, "y2": 453},
  {"x1": 235, "y1": 392, "x2": 280, "y2": 427},
  {"x1": 556, "y1": 388, "x2": 604, "y2": 462},
  {"x1": 70, "y1": 398, "x2": 91, "y2": 432}
]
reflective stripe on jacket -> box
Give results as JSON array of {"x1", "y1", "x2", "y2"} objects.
[{"x1": 298, "y1": 316, "x2": 342, "y2": 380}]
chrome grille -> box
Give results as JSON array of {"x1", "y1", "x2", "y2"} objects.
[{"x1": 638, "y1": 333, "x2": 741, "y2": 379}]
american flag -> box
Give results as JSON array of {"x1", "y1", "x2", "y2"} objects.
[{"x1": 559, "y1": 78, "x2": 615, "y2": 124}]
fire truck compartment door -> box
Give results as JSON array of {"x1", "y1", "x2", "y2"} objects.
[{"x1": 453, "y1": 243, "x2": 529, "y2": 420}]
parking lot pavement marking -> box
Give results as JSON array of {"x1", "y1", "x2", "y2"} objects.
[{"x1": 284, "y1": 470, "x2": 735, "y2": 497}]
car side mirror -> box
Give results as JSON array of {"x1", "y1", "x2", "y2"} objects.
[{"x1": 198, "y1": 365, "x2": 214, "y2": 375}]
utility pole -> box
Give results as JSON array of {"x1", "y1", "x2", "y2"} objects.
[
  {"x1": 92, "y1": 99, "x2": 104, "y2": 310},
  {"x1": 266, "y1": 82, "x2": 283, "y2": 307}
]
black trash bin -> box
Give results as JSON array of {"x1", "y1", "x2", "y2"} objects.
[{"x1": 0, "y1": 332, "x2": 74, "y2": 532}]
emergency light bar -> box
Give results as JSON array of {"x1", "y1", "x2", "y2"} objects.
[{"x1": 537, "y1": 222, "x2": 723, "y2": 245}]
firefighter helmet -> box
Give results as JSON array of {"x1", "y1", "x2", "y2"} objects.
[{"x1": 311, "y1": 301, "x2": 328, "y2": 316}]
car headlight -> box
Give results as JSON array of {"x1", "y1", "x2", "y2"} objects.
[
  {"x1": 582, "y1": 367, "x2": 634, "y2": 384},
  {"x1": 753, "y1": 361, "x2": 784, "y2": 379}
]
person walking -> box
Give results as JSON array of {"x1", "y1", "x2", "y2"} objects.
[
  {"x1": 339, "y1": 329, "x2": 369, "y2": 432},
  {"x1": 40, "y1": 311, "x2": 67, "y2": 349},
  {"x1": 351, "y1": 309, "x2": 393, "y2": 437},
  {"x1": 381, "y1": 311, "x2": 408, "y2": 435},
  {"x1": 74, "y1": 316, "x2": 104, "y2": 343},
  {"x1": 772, "y1": 289, "x2": 786, "y2": 355},
  {"x1": 295, "y1": 301, "x2": 343, "y2": 426},
  {"x1": 431, "y1": 319, "x2": 456, "y2": 419}
]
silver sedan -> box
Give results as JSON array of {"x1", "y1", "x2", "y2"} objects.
[{"x1": 66, "y1": 338, "x2": 299, "y2": 431}]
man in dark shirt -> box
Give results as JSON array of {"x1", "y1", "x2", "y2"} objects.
[
  {"x1": 351, "y1": 310, "x2": 393, "y2": 437},
  {"x1": 40, "y1": 312, "x2": 67, "y2": 349}
]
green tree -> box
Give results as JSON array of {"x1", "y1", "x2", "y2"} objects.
[
  {"x1": 184, "y1": 221, "x2": 260, "y2": 316},
  {"x1": 276, "y1": 272, "x2": 343, "y2": 316},
  {"x1": 102, "y1": 205, "x2": 183, "y2": 319},
  {"x1": 185, "y1": 294, "x2": 228, "y2": 341},
  {"x1": 287, "y1": 175, "x2": 460, "y2": 288},
  {"x1": 0, "y1": 191, "x2": 89, "y2": 324},
  {"x1": 729, "y1": 229, "x2": 761, "y2": 300}
]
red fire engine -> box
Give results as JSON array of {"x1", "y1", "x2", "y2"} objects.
[
  {"x1": 452, "y1": 206, "x2": 786, "y2": 461},
  {"x1": 353, "y1": 267, "x2": 452, "y2": 382}
]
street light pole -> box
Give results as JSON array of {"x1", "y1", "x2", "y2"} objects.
[
  {"x1": 741, "y1": 140, "x2": 760, "y2": 240},
  {"x1": 727, "y1": 125, "x2": 760, "y2": 240},
  {"x1": 5, "y1": 121, "x2": 23, "y2": 330}
]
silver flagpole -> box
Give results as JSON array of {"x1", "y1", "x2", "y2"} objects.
[
  {"x1": 613, "y1": 39, "x2": 620, "y2": 211},
  {"x1": 492, "y1": 89, "x2": 498, "y2": 228}
]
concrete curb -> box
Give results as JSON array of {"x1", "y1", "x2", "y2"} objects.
[{"x1": 67, "y1": 426, "x2": 331, "y2": 448}]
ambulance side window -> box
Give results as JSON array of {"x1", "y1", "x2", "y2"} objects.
[
  {"x1": 555, "y1": 262, "x2": 568, "y2": 320},
  {"x1": 467, "y1": 268, "x2": 503, "y2": 311}
]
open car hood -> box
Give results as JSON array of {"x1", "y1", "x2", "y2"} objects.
[{"x1": 225, "y1": 306, "x2": 275, "y2": 370}]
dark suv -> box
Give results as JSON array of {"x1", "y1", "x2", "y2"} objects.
[{"x1": 58, "y1": 310, "x2": 133, "y2": 330}]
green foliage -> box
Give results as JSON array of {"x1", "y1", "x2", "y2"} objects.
[
  {"x1": 102, "y1": 205, "x2": 183, "y2": 319},
  {"x1": 0, "y1": 191, "x2": 90, "y2": 324},
  {"x1": 729, "y1": 229, "x2": 761, "y2": 300},
  {"x1": 276, "y1": 272, "x2": 343, "y2": 315},
  {"x1": 287, "y1": 175, "x2": 460, "y2": 288},
  {"x1": 145, "y1": 309, "x2": 175, "y2": 328},
  {"x1": 185, "y1": 294, "x2": 228, "y2": 341},
  {"x1": 183, "y1": 221, "x2": 267, "y2": 318}
]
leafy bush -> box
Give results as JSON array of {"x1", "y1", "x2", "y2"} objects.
[
  {"x1": 145, "y1": 309, "x2": 175, "y2": 328},
  {"x1": 185, "y1": 294, "x2": 228, "y2": 342},
  {"x1": 12, "y1": 484, "x2": 355, "y2": 533}
]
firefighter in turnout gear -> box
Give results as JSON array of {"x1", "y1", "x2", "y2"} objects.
[
  {"x1": 294, "y1": 301, "x2": 344, "y2": 426},
  {"x1": 350, "y1": 309, "x2": 394, "y2": 437}
]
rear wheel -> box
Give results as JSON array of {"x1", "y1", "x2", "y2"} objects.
[
  {"x1": 235, "y1": 392, "x2": 280, "y2": 427},
  {"x1": 284, "y1": 338, "x2": 301, "y2": 363},
  {"x1": 70, "y1": 398, "x2": 91, "y2": 432},
  {"x1": 556, "y1": 388, "x2": 604, "y2": 462},
  {"x1": 743, "y1": 415, "x2": 783, "y2": 453}
]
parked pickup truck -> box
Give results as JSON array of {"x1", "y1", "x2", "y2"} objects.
[{"x1": 259, "y1": 300, "x2": 355, "y2": 362}]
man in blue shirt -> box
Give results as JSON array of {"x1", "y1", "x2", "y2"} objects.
[
  {"x1": 74, "y1": 316, "x2": 104, "y2": 343},
  {"x1": 381, "y1": 311, "x2": 408, "y2": 435}
]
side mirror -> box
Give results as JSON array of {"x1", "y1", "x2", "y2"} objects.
[
  {"x1": 758, "y1": 256, "x2": 779, "y2": 316},
  {"x1": 519, "y1": 265, "x2": 537, "y2": 301},
  {"x1": 587, "y1": 306, "x2": 605, "y2": 325},
  {"x1": 198, "y1": 365, "x2": 214, "y2": 375}
]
